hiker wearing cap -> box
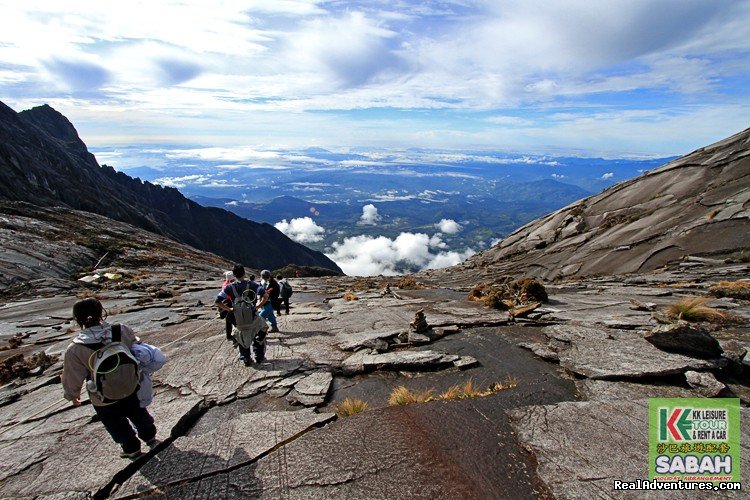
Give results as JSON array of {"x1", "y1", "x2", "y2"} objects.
[
  {"x1": 259, "y1": 270, "x2": 280, "y2": 333},
  {"x1": 62, "y1": 297, "x2": 159, "y2": 459}
]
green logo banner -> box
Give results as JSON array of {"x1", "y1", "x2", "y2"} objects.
[{"x1": 649, "y1": 398, "x2": 740, "y2": 482}]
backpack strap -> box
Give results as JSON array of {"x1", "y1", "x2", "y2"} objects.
[
  {"x1": 111, "y1": 324, "x2": 121, "y2": 342},
  {"x1": 229, "y1": 283, "x2": 239, "y2": 303}
]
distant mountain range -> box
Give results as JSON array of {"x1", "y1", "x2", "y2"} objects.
[
  {"x1": 95, "y1": 140, "x2": 670, "y2": 255},
  {"x1": 0, "y1": 102, "x2": 341, "y2": 273}
]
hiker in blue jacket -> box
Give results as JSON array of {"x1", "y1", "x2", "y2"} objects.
[{"x1": 259, "y1": 269, "x2": 280, "y2": 332}]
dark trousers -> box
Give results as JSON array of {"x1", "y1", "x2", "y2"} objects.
[
  {"x1": 94, "y1": 391, "x2": 156, "y2": 453},
  {"x1": 279, "y1": 297, "x2": 290, "y2": 315},
  {"x1": 225, "y1": 312, "x2": 235, "y2": 340},
  {"x1": 238, "y1": 329, "x2": 267, "y2": 362}
]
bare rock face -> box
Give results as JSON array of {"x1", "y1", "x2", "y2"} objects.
[
  {"x1": 684, "y1": 370, "x2": 726, "y2": 397},
  {"x1": 542, "y1": 324, "x2": 724, "y2": 379},
  {"x1": 644, "y1": 322, "x2": 724, "y2": 359},
  {"x1": 510, "y1": 402, "x2": 750, "y2": 499},
  {"x1": 114, "y1": 409, "x2": 334, "y2": 497},
  {"x1": 422, "y1": 126, "x2": 750, "y2": 285},
  {"x1": 341, "y1": 349, "x2": 463, "y2": 375}
]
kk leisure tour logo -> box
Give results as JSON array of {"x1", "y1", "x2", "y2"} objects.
[{"x1": 649, "y1": 398, "x2": 740, "y2": 482}]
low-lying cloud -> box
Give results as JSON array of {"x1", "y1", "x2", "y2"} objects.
[
  {"x1": 359, "y1": 204, "x2": 381, "y2": 225},
  {"x1": 435, "y1": 218, "x2": 462, "y2": 234},
  {"x1": 325, "y1": 232, "x2": 475, "y2": 276},
  {"x1": 274, "y1": 217, "x2": 325, "y2": 243}
]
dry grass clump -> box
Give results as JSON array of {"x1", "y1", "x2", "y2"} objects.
[
  {"x1": 467, "y1": 284, "x2": 486, "y2": 302},
  {"x1": 0, "y1": 351, "x2": 59, "y2": 384},
  {"x1": 508, "y1": 277, "x2": 548, "y2": 303},
  {"x1": 439, "y1": 377, "x2": 518, "y2": 400},
  {"x1": 343, "y1": 291, "x2": 358, "y2": 301},
  {"x1": 482, "y1": 287, "x2": 512, "y2": 310},
  {"x1": 336, "y1": 398, "x2": 369, "y2": 417},
  {"x1": 469, "y1": 277, "x2": 548, "y2": 310},
  {"x1": 666, "y1": 297, "x2": 726, "y2": 323},
  {"x1": 389, "y1": 378, "x2": 519, "y2": 406},
  {"x1": 708, "y1": 281, "x2": 750, "y2": 301},
  {"x1": 388, "y1": 386, "x2": 434, "y2": 406},
  {"x1": 395, "y1": 276, "x2": 424, "y2": 289}
]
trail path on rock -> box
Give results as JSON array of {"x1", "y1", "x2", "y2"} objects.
[{"x1": 1, "y1": 267, "x2": 748, "y2": 498}]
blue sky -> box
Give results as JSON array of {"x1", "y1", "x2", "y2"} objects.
[{"x1": 1, "y1": 0, "x2": 749, "y2": 156}]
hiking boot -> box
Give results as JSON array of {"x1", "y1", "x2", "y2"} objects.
[
  {"x1": 120, "y1": 449, "x2": 143, "y2": 459},
  {"x1": 255, "y1": 357, "x2": 266, "y2": 364},
  {"x1": 243, "y1": 358, "x2": 253, "y2": 367},
  {"x1": 269, "y1": 326, "x2": 280, "y2": 333},
  {"x1": 145, "y1": 438, "x2": 161, "y2": 448}
]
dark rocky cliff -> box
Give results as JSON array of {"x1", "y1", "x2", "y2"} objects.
[{"x1": 0, "y1": 102, "x2": 342, "y2": 273}]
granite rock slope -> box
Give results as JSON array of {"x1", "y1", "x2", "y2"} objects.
[{"x1": 423, "y1": 126, "x2": 750, "y2": 285}]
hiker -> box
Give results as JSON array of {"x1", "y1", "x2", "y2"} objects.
[
  {"x1": 219, "y1": 270, "x2": 235, "y2": 340},
  {"x1": 277, "y1": 274, "x2": 293, "y2": 315},
  {"x1": 62, "y1": 297, "x2": 158, "y2": 459},
  {"x1": 259, "y1": 270, "x2": 280, "y2": 332},
  {"x1": 222, "y1": 270, "x2": 234, "y2": 287},
  {"x1": 216, "y1": 264, "x2": 269, "y2": 364}
]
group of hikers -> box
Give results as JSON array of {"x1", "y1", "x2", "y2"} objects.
[
  {"x1": 60, "y1": 264, "x2": 294, "y2": 459},
  {"x1": 215, "y1": 265, "x2": 294, "y2": 366}
]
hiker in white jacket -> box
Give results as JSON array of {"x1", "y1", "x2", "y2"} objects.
[{"x1": 61, "y1": 297, "x2": 159, "y2": 459}]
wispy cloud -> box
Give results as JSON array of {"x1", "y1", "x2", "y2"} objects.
[{"x1": 1, "y1": 0, "x2": 748, "y2": 155}]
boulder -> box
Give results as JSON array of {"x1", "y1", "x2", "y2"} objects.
[
  {"x1": 341, "y1": 350, "x2": 463, "y2": 375},
  {"x1": 576, "y1": 379, "x2": 699, "y2": 401},
  {"x1": 543, "y1": 325, "x2": 725, "y2": 379},
  {"x1": 685, "y1": 371, "x2": 726, "y2": 397},
  {"x1": 286, "y1": 371, "x2": 333, "y2": 406},
  {"x1": 644, "y1": 322, "x2": 724, "y2": 359}
]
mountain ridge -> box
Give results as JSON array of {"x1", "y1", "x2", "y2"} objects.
[{"x1": 0, "y1": 102, "x2": 341, "y2": 273}]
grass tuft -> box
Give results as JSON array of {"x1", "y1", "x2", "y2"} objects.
[
  {"x1": 336, "y1": 398, "x2": 369, "y2": 417},
  {"x1": 708, "y1": 281, "x2": 750, "y2": 301},
  {"x1": 666, "y1": 297, "x2": 726, "y2": 322},
  {"x1": 388, "y1": 386, "x2": 434, "y2": 406},
  {"x1": 439, "y1": 376, "x2": 519, "y2": 400},
  {"x1": 389, "y1": 378, "x2": 519, "y2": 406},
  {"x1": 343, "y1": 291, "x2": 358, "y2": 301}
]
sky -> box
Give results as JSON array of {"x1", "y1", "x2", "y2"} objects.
[{"x1": 1, "y1": 0, "x2": 750, "y2": 156}]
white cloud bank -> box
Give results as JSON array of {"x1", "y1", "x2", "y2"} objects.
[
  {"x1": 435, "y1": 218, "x2": 462, "y2": 234},
  {"x1": 274, "y1": 217, "x2": 325, "y2": 243},
  {"x1": 601, "y1": 172, "x2": 614, "y2": 180},
  {"x1": 326, "y1": 232, "x2": 475, "y2": 276},
  {"x1": 359, "y1": 204, "x2": 381, "y2": 225}
]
